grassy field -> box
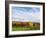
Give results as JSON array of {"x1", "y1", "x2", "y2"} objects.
[
  {"x1": 12, "y1": 22, "x2": 40, "y2": 31},
  {"x1": 12, "y1": 26, "x2": 40, "y2": 31}
]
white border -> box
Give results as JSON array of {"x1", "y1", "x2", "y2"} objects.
[{"x1": 9, "y1": 4, "x2": 43, "y2": 35}]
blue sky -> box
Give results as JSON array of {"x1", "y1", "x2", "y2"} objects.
[{"x1": 12, "y1": 7, "x2": 40, "y2": 22}]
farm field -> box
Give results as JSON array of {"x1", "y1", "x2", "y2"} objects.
[{"x1": 12, "y1": 22, "x2": 40, "y2": 31}]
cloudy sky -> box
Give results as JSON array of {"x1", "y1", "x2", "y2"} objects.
[{"x1": 12, "y1": 7, "x2": 40, "y2": 22}]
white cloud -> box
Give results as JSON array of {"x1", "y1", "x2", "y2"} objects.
[{"x1": 12, "y1": 11, "x2": 40, "y2": 23}]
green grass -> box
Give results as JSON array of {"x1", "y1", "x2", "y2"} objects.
[
  {"x1": 12, "y1": 27, "x2": 30, "y2": 31},
  {"x1": 12, "y1": 25, "x2": 40, "y2": 31}
]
